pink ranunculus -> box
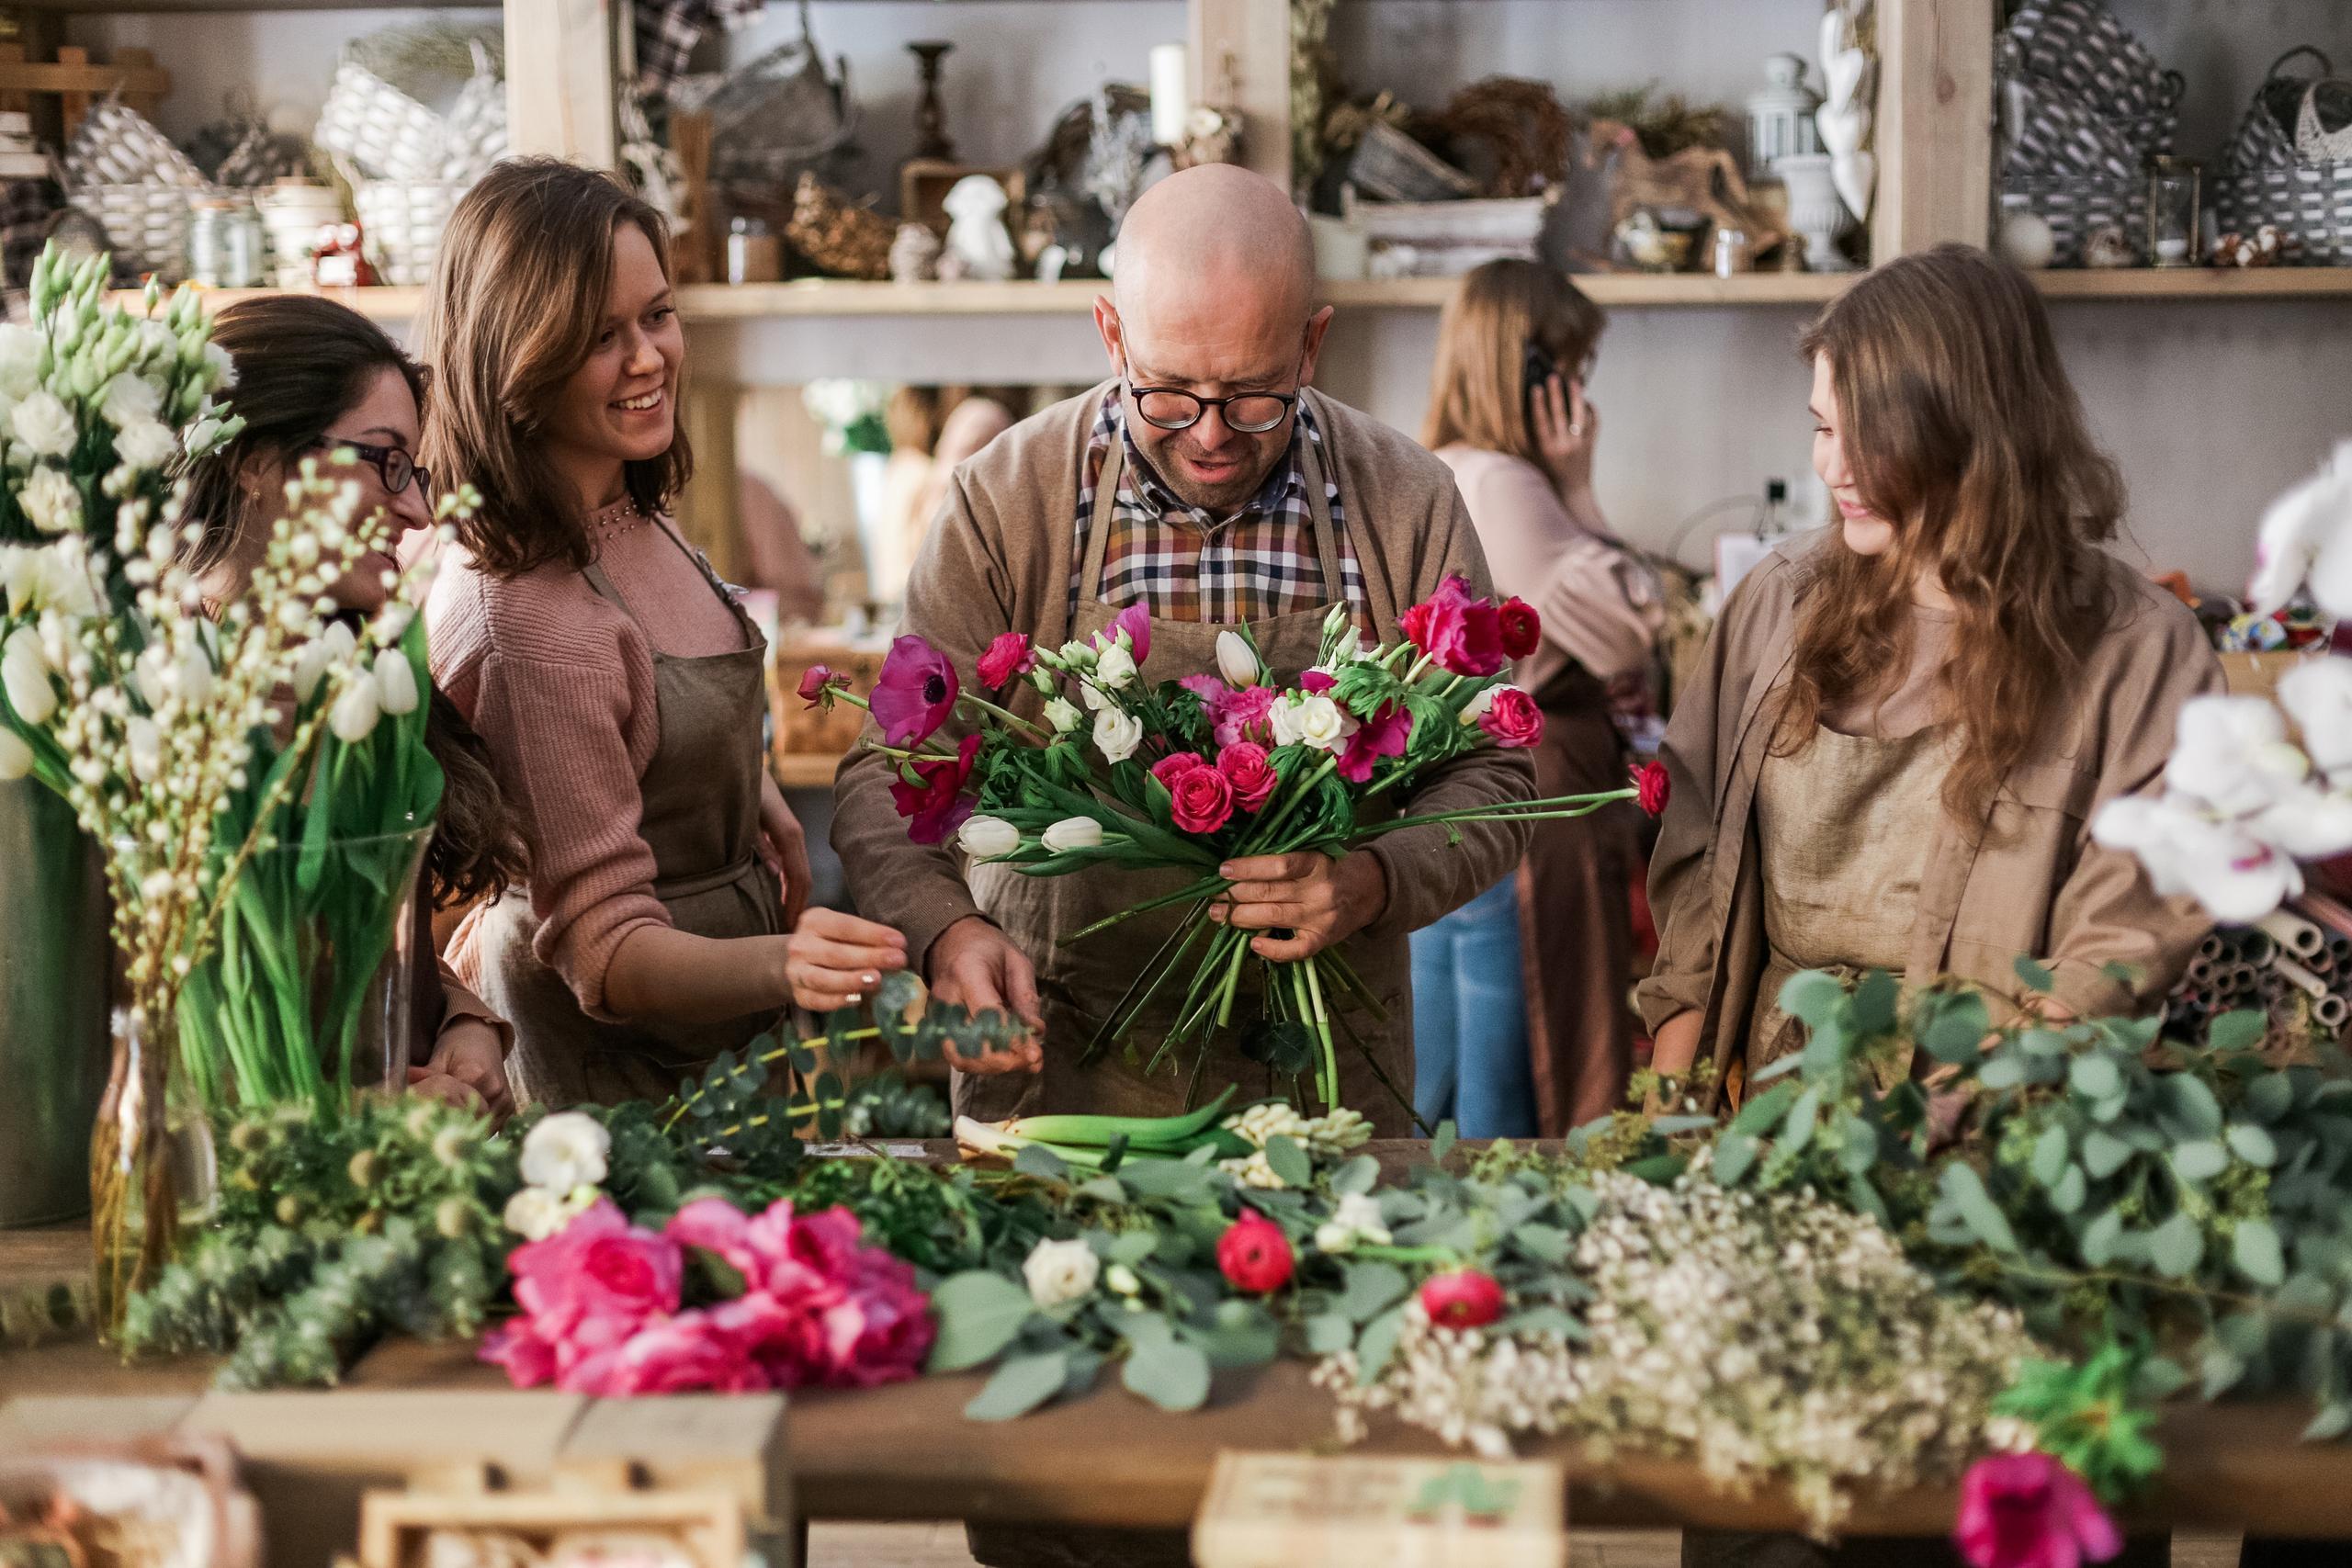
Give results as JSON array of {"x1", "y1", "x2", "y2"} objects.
[
  {"x1": 1497, "y1": 597, "x2": 1541, "y2": 661},
  {"x1": 871, "y1": 635, "x2": 961, "y2": 746},
  {"x1": 1150, "y1": 751, "x2": 1205, "y2": 791},
  {"x1": 1298, "y1": 669, "x2": 1336, "y2": 694},
  {"x1": 1217, "y1": 742, "x2": 1278, "y2": 811},
  {"x1": 977, "y1": 632, "x2": 1036, "y2": 690},
  {"x1": 1633, "y1": 760, "x2": 1670, "y2": 817},
  {"x1": 508, "y1": 1198, "x2": 682, "y2": 1344},
  {"x1": 1170, "y1": 764, "x2": 1236, "y2": 834},
  {"x1": 797, "y1": 664, "x2": 844, "y2": 706},
  {"x1": 586, "y1": 1308, "x2": 769, "y2": 1397},
  {"x1": 889, "y1": 734, "x2": 983, "y2": 846},
  {"x1": 1953, "y1": 1454, "x2": 2123, "y2": 1568},
  {"x1": 1400, "y1": 575, "x2": 1506, "y2": 678},
  {"x1": 1419, "y1": 1269, "x2": 1505, "y2": 1329},
  {"x1": 1336, "y1": 700, "x2": 1413, "y2": 784},
  {"x1": 1216, "y1": 1213, "x2": 1294, "y2": 1293},
  {"x1": 1477, "y1": 686, "x2": 1545, "y2": 749},
  {"x1": 1213, "y1": 684, "x2": 1279, "y2": 748}
]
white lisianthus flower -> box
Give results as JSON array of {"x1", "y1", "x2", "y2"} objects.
[
  {"x1": 1041, "y1": 817, "x2": 1104, "y2": 852},
  {"x1": 0, "y1": 724, "x2": 30, "y2": 780},
  {"x1": 9, "y1": 391, "x2": 75, "y2": 460},
  {"x1": 2278, "y1": 659, "x2": 2352, "y2": 779},
  {"x1": 1314, "y1": 1191, "x2": 1393, "y2": 1255},
  {"x1": 17, "y1": 464, "x2": 80, "y2": 536},
  {"x1": 201, "y1": 341, "x2": 237, "y2": 390},
  {"x1": 1093, "y1": 642, "x2": 1138, "y2": 691},
  {"x1": 1104, "y1": 1263, "x2": 1142, "y2": 1297},
  {"x1": 125, "y1": 716, "x2": 162, "y2": 782},
  {"x1": 2, "y1": 626, "x2": 55, "y2": 725},
  {"x1": 184, "y1": 416, "x2": 229, "y2": 458},
  {"x1": 1289, "y1": 694, "x2": 1358, "y2": 754},
  {"x1": 1216, "y1": 629, "x2": 1261, "y2": 686},
  {"x1": 503, "y1": 1187, "x2": 572, "y2": 1242},
  {"x1": 98, "y1": 371, "x2": 164, "y2": 430},
  {"x1": 1092, "y1": 705, "x2": 1143, "y2": 764},
  {"x1": 328, "y1": 672, "x2": 381, "y2": 743},
  {"x1": 1080, "y1": 680, "x2": 1107, "y2": 712},
  {"x1": 1043, "y1": 695, "x2": 1083, "y2": 735},
  {"x1": 111, "y1": 418, "x2": 179, "y2": 476},
  {"x1": 957, "y1": 814, "x2": 1022, "y2": 860},
  {"x1": 1021, "y1": 1236, "x2": 1100, "y2": 1308},
  {"x1": 373, "y1": 647, "x2": 419, "y2": 716},
  {"x1": 1057, "y1": 638, "x2": 1097, "y2": 673},
  {"x1": 0, "y1": 323, "x2": 40, "y2": 400},
  {"x1": 519, "y1": 1111, "x2": 611, "y2": 1192}
]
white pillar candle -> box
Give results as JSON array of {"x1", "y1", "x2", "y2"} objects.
[{"x1": 1149, "y1": 42, "x2": 1190, "y2": 146}]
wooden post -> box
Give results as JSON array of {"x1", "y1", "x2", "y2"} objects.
[
  {"x1": 1189, "y1": 0, "x2": 1292, "y2": 194},
  {"x1": 503, "y1": 0, "x2": 620, "y2": 169},
  {"x1": 675, "y1": 379, "x2": 741, "y2": 587},
  {"x1": 1871, "y1": 0, "x2": 1996, "y2": 259}
]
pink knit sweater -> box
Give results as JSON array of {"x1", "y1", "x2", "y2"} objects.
[{"x1": 427, "y1": 515, "x2": 749, "y2": 1018}]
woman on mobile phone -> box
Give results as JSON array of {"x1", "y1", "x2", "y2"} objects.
[{"x1": 1418, "y1": 259, "x2": 1666, "y2": 1135}]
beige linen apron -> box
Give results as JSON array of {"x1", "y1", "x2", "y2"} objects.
[
  {"x1": 958, "y1": 435, "x2": 1418, "y2": 1135},
  {"x1": 471, "y1": 521, "x2": 786, "y2": 1106}
]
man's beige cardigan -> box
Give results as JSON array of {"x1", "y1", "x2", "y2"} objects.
[{"x1": 832, "y1": 380, "x2": 1538, "y2": 971}]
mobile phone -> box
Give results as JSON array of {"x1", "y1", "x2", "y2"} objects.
[{"x1": 1523, "y1": 340, "x2": 1561, "y2": 418}]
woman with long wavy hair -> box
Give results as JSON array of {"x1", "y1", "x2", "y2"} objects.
[{"x1": 1641, "y1": 244, "x2": 2222, "y2": 1127}]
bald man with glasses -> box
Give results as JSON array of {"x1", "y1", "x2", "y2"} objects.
[{"x1": 832, "y1": 164, "x2": 1534, "y2": 1144}]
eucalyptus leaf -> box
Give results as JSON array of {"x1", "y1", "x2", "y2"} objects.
[
  {"x1": 1013, "y1": 1144, "x2": 1071, "y2": 1182},
  {"x1": 2247, "y1": 1073, "x2": 2296, "y2": 1124},
  {"x1": 1340, "y1": 1261, "x2": 1409, "y2": 1323},
  {"x1": 2083, "y1": 1130, "x2": 2134, "y2": 1179},
  {"x1": 2209, "y1": 1009, "x2": 2267, "y2": 1053},
  {"x1": 1851, "y1": 969, "x2": 1898, "y2": 1035},
  {"x1": 1781, "y1": 1086, "x2": 1824, "y2": 1156},
  {"x1": 2151, "y1": 1211, "x2": 2205, "y2": 1278},
  {"x1": 1712, "y1": 1134, "x2": 1759, "y2": 1188},
  {"x1": 1306, "y1": 1312, "x2": 1355, "y2": 1355},
  {"x1": 927, "y1": 1271, "x2": 1039, "y2": 1373},
  {"x1": 1431, "y1": 1121, "x2": 1458, "y2": 1166},
  {"x1": 2031, "y1": 1125, "x2": 2072, "y2": 1188},
  {"x1": 1921, "y1": 992, "x2": 1992, "y2": 1065},
  {"x1": 2082, "y1": 1207, "x2": 2125, "y2": 1267},
  {"x1": 2051, "y1": 1165, "x2": 2087, "y2": 1214},
  {"x1": 1500, "y1": 1306, "x2": 1586, "y2": 1340},
  {"x1": 2233, "y1": 1218, "x2": 2288, "y2": 1288},
  {"x1": 1263, "y1": 1135, "x2": 1313, "y2": 1190},
  {"x1": 2304, "y1": 1404, "x2": 2352, "y2": 1442},
  {"x1": 1777, "y1": 969, "x2": 1848, "y2": 1028},
  {"x1": 2201, "y1": 1345, "x2": 2246, "y2": 1400},
  {"x1": 1940, "y1": 1163, "x2": 2019, "y2": 1253},
  {"x1": 1838, "y1": 1112, "x2": 1879, "y2": 1175},
  {"x1": 1334, "y1": 1155, "x2": 1380, "y2": 1197},
  {"x1": 2172, "y1": 1141, "x2": 2229, "y2": 1183},
  {"x1": 2227, "y1": 1122, "x2": 2279, "y2": 1169},
  {"x1": 2158, "y1": 1073, "x2": 2225, "y2": 1139},
  {"x1": 1355, "y1": 1303, "x2": 1408, "y2": 1384},
  {"x1": 1730, "y1": 1081, "x2": 1800, "y2": 1137},
  {"x1": 1512, "y1": 1223, "x2": 1571, "y2": 1265},
  {"x1": 1979, "y1": 1054, "x2": 2029, "y2": 1093},
  {"x1": 1122, "y1": 1337, "x2": 1212, "y2": 1412},
  {"x1": 966, "y1": 1350, "x2": 1071, "y2": 1421},
  {"x1": 2069, "y1": 1054, "x2": 2123, "y2": 1101},
  {"x1": 2014, "y1": 956, "x2": 2056, "y2": 993}
]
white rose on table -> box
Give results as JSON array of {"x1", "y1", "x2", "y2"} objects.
[
  {"x1": 1093, "y1": 642, "x2": 1138, "y2": 692},
  {"x1": 1093, "y1": 705, "x2": 1143, "y2": 765},
  {"x1": 17, "y1": 464, "x2": 80, "y2": 536},
  {"x1": 1041, "y1": 817, "x2": 1103, "y2": 853},
  {"x1": 957, "y1": 814, "x2": 1022, "y2": 860},
  {"x1": 1022, "y1": 1236, "x2": 1101, "y2": 1308},
  {"x1": 518, "y1": 1111, "x2": 611, "y2": 1192},
  {"x1": 502, "y1": 1186, "x2": 593, "y2": 1242},
  {"x1": 9, "y1": 391, "x2": 76, "y2": 460},
  {"x1": 112, "y1": 417, "x2": 180, "y2": 476},
  {"x1": 1215, "y1": 630, "x2": 1260, "y2": 687},
  {"x1": 98, "y1": 371, "x2": 164, "y2": 430}
]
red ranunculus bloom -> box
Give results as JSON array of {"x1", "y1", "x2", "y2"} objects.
[
  {"x1": 1336, "y1": 699, "x2": 1413, "y2": 784},
  {"x1": 1150, "y1": 751, "x2": 1204, "y2": 791},
  {"x1": 977, "y1": 632, "x2": 1036, "y2": 690},
  {"x1": 1633, "y1": 760, "x2": 1670, "y2": 816},
  {"x1": 1419, "y1": 1269, "x2": 1504, "y2": 1329},
  {"x1": 889, "y1": 734, "x2": 982, "y2": 845},
  {"x1": 1953, "y1": 1453, "x2": 2121, "y2": 1568},
  {"x1": 871, "y1": 635, "x2": 960, "y2": 747},
  {"x1": 1216, "y1": 1213, "x2": 1294, "y2": 1292},
  {"x1": 1498, "y1": 597, "x2": 1541, "y2": 660},
  {"x1": 1170, "y1": 764, "x2": 1236, "y2": 834},
  {"x1": 1399, "y1": 575, "x2": 1505, "y2": 677},
  {"x1": 1217, "y1": 742, "x2": 1278, "y2": 811},
  {"x1": 797, "y1": 663, "x2": 843, "y2": 706},
  {"x1": 1298, "y1": 669, "x2": 1337, "y2": 694},
  {"x1": 1477, "y1": 687, "x2": 1544, "y2": 749}
]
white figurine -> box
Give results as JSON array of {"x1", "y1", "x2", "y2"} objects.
[{"x1": 942, "y1": 175, "x2": 1017, "y2": 282}]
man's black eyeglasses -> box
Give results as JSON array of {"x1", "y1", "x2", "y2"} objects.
[
  {"x1": 317, "y1": 437, "x2": 430, "y2": 498},
  {"x1": 1124, "y1": 382, "x2": 1299, "y2": 434}
]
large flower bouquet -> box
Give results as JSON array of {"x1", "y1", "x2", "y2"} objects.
[{"x1": 809, "y1": 578, "x2": 1664, "y2": 1117}]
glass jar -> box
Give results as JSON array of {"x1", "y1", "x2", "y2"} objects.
[
  {"x1": 727, "y1": 216, "x2": 782, "y2": 285},
  {"x1": 187, "y1": 198, "x2": 232, "y2": 288},
  {"x1": 219, "y1": 202, "x2": 266, "y2": 288},
  {"x1": 2149, "y1": 157, "x2": 2201, "y2": 268}
]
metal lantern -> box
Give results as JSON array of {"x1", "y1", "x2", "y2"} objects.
[
  {"x1": 1747, "y1": 53, "x2": 1823, "y2": 172},
  {"x1": 2148, "y1": 156, "x2": 2201, "y2": 268}
]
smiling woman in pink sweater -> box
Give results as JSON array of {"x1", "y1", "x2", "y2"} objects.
[{"x1": 418, "y1": 158, "x2": 905, "y2": 1105}]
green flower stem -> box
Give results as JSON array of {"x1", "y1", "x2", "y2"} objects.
[
  {"x1": 1062, "y1": 874, "x2": 1228, "y2": 945},
  {"x1": 1241, "y1": 755, "x2": 1340, "y2": 854},
  {"x1": 661, "y1": 1027, "x2": 882, "y2": 1132},
  {"x1": 1085, "y1": 902, "x2": 1216, "y2": 1066},
  {"x1": 1348, "y1": 790, "x2": 1631, "y2": 841},
  {"x1": 958, "y1": 693, "x2": 1052, "y2": 742},
  {"x1": 1305, "y1": 954, "x2": 1337, "y2": 1110}
]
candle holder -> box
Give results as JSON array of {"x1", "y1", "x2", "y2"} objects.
[
  {"x1": 909, "y1": 40, "x2": 956, "y2": 164},
  {"x1": 2148, "y1": 156, "x2": 2200, "y2": 269}
]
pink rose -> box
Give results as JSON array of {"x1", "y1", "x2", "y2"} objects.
[
  {"x1": 1217, "y1": 743, "x2": 1278, "y2": 811},
  {"x1": 977, "y1": 632, "x2": 1036, "y2": 690},
  {"x1": 1336, "y1": 700, "x2": 1412, "y2": 784},
  {"x1": 480, "y1": 1318, "x2": 558, "y2": 1387},
  {"x1": 1400, "y1": 576, "x2": 1505, "y2": 678},
  {"x1": 1953, "y1": 1454, "x2": 2122, "y2": 1568},
  {"x1": 587, "y1": 1309, "x2": 769, "y2": 1397},
  {"x1": 1169, "y1": 765, "x2": 1236, "y2": 834},
  {"x1": 834, "y1": 1254, "x2": 935, "y2": 1387},
  {"x1": 1150, "y1": 751, "x2": 1205, "y2": 791},
  {"x1": 509, "y1": 1198, "x2": 681, "y2": 1343},
  {"x1": 1477, "y1": 687, "x2": 1544, "y2": 749}
]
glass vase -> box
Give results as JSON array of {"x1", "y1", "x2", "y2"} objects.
[{"x1": 90, "y1": 1003, "x2": 211, "y2": 1337}]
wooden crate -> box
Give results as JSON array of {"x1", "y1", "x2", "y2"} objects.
[
  {"x1": 2221, "y1": 649, "x2": 2313, "y2": 700},
  {"x1": 359, "y1": 1464, "x2": 744, "y2": 1568},
  {"x1": 769, "y1": 640, "x2": 883, "y2": 765}
]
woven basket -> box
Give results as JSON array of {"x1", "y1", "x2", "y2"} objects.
[
  {"x1": 354, "y1": 178, "x2": 464, "y2": 286},
  {"x1": 317, "y1": 59, "x2": 451, "y2": 183},
  {"x1": 1347, "y1": 121, "x2": 1479, "y2": 203},
  {"x1": 62, "y1": 98, "x2": 205, "y2": 190},
  {"x1": 2005, "y1": 0, "x2": 2176, "y2": 121},
  {"x1": 2004, "y1": 73, "x2": 2172, "y2": 179},
  {"x1": 84, "y1": 182, "x2": 194, "y2": 279},
  {"x1": 2216, "y1": 49, "x2": 2352, "y2": 266},
  {"x1": 2004, "y1": 175, "x2": 2146, "y2": 267},
  {"x1": 436, "y1": 59, "x2": 508, "y2": 184}
]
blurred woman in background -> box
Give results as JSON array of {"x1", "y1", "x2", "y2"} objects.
[{"x1": 1418, "y1": 259, "x2": 1665, "y2": 1136}]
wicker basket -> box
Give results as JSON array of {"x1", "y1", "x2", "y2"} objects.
[
  {"x1": 316, "y1": 59, "x2": 451, "y2": 184},
  {"x1": 353, "y1": 178, "x2": 465, "y2": 286},
  {"x1": 83, "y1": 182, "x2": 194, "y2": 279},
  {"x1": 2005, "y1": 0, "x2": 2177, "y2": 122},
  {"x1": 2216, "y1": 48, "x2": 2352, "y2": 266},
  {"x1": 1347, "y1": 121, "x2": 1479, "y2": 204},
  {"x1": 2003, "y1": 175, "x2": 2146, "y2": 268},
  {"x1": 62, "y1": 98, "x2": 205, "y2": 190},
  {"x1": 2003, "y1": 73, "x2": 2170, "y2": 180}
]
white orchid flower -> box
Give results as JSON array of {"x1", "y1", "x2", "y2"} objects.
[
  {"x1": 957, "y1": 814, "x2": 1022, "y2": 860},
  {"x1": 1216, "y1": 630, "x2": 1261, "y2": 687},
  {"x1": 1041, "y1": 817, "x2": 1103, "y2": 852},
  {"x1": 2247, "y1": 785, "x2": 2352, "y2": 862},
  {"x1": 2248, "y1": 440, "x2": 2352, "y2": 618},
  {"x1": 2278, "y1": 659, "x2": 2352, "y2": 780},
  {"x1": 372, "y1": 648, "x2": 418, "y2": 716},
  {"x1": 1093, "y1": 705, "x2": 1143, "y2": 764},
  {"x1": 2163, "y1": 696, "x2": 2303, "y2": 817},
  {"x1": 518, "y1": 1111, "x2": 610, "y2": 1192},
  {"x1": 2093, "y1": 795, "x2": 2302, "y2": 923}
]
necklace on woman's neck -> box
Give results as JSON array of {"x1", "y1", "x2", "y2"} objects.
[{"x1": 588, "y1": 494, "x2": 650, "y2": 542}]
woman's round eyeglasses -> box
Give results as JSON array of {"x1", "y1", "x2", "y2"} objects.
[{"x1": 317, "y1": 437, "x2": 430, "y2": 497}]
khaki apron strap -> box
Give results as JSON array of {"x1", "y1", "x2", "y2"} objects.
[
  {"x1": 1080, "y1": 438, "x2": 1124, "y2": 596},
  {"x1": 580, "y1": 518, "x2": 763, "y2": 649},
  {"x1": 1297, "y1": 429, "x2": 1345, "y2": 604},
  {"x1": 1079, "y1": 422, "x2": 1349, "y2": 606},
  {"x1": 655, "y1": 852, "x2": 762, "y2": 901}
]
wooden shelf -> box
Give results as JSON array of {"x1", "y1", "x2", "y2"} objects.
[{"x1": 2031, "y1": 268, "x2": 2352, "y2": 299}]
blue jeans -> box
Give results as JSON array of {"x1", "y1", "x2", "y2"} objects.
[{"x1": 1409, "y1": 874, "x2": 1538, "y2": 1138}]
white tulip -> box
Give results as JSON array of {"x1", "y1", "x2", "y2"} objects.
[
  {"x1": 0, "y1": 323, "x2": 41, "y2": 401},
  {"x1": 373, "y1": 647, "x2": 419, "y2": 716},
  {"x1": 9, "y1": 391, "x2": 74, "y2": 460},
  {"x1": 1092, "y1": 705, "x2": 1143, "y2": 764},
  {"x1": 328, "y1": 672, "x2": 380, "y2": 743},
  {"x1": 1288, "y1": 694, "x2": 1358, "y2": 754},
  {"x1": 1043, "y1": 695, "x2": 1083, "y2": 735},
  {"x1": 1021, "y1": 1236, "x2": 1100, "y2": 1307},
  {"x1": 0, "y1": 725, "x2": 30, "y2": 780},
  {"x1": 17, "y1": 464, "x2": 80, "y2": 537},
  {"x1": 957, "y1": 814, "x2": 1022, "y2": 860},
  {"x1": 2278, "y1": 658, "x2": 2352, "y2": 779},
  {"x1": 1215, "y1": 629, "x2": 1261, "y2": 687},
  {"x1": 1093, "y1": 642, "x2": 1138, "y2": 691},
  {"x1": 125, "y1": 716, "x2": 161, "y2": 782},
  {"x1": 2248, "y1": 440, "x2": 2352, "y2": 619},
  {"x1": 111, "y1": 418, "x2": 179, "y2": 476},
  {"x1": 97, "y1": 371, "x2": 163, "y2": 430},
  {"x1": 1459, "y1": 684, "x2": 1500, "y2": 724},
  {"x1": 518, "y1": 1111, "x2": 611, "y2": 1192},
  {"x1": 2, "y1": 628, "x2": 55, "y2": 726},
  {"x1": 290, "y1": 637, "x2": 334, "y2": 705},
  {"x1": 1041, "y1": 817, "x2": 1104, "y2": 852}
]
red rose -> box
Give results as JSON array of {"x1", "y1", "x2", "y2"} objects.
[
  {"x1": 1633, "y1": 760, "x2": 1669, "y2": 817},
  {"x1": 1217, "y1": 742, "x2": 1278, "y2": 811},
  {"x1": 977, "y1": 632, "x2": 1035, "y2": 690},
  {"x1": 1150, "y1": 751, "x2": 1204, "y2": 791},
  {"x1": 1476, "y1": 686, "x2": 1544, "y2": 749},
  {"x1": 888, "y1": 734, "x2": 982, "y2": 845},
  {"x1": 1216, "y1": 1213, "x2": 1294, "y2": 1293},
  {"x1": 1497, "y1": 597, "x2": 1541, "y2": 661},
  {"x1": 1418, "y1": 1269, "x2": 1504, "y2": 1329},
  {"x1": 1170, "y1": 764, "x2": 1236, "y2": 834}
]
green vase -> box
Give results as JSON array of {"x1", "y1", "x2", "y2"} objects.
[{"x1": 0, "y1": 777, "x2": 111, "y2": 1227}]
